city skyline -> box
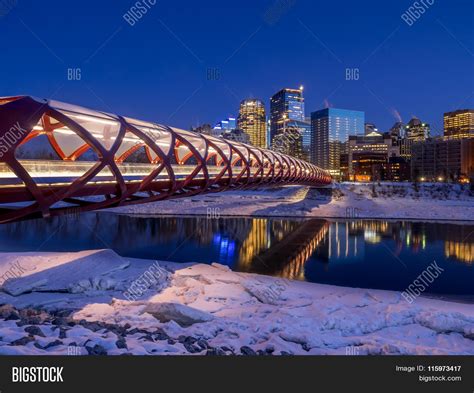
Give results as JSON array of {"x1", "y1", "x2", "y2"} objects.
[
  {"x1": 194, "y1": 89, "x2": 470, "y2": 140},
  {"x1": 198, "y1": 85, "x2": 471, "y2": 142},
  {"x1": 0, "y1": 0, "x2": 472, "y2": 134},
  {"x1": 195, "y1": 89, "x2": 467, "y2": 138}
]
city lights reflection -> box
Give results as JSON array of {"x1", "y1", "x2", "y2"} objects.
[{"x1": 0, "y1": 215, "x2": 471, "y2": 294}]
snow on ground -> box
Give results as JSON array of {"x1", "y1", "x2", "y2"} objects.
[
  {"x1": 0, "y1": 249, "x2": 473, "y2": 355},
  {"x1": 107, "y1": 182, "x2": 474, "y2": 221}
]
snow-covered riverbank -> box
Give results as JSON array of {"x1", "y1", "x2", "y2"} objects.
[
  {"x1": 108, "y1": 182, "x2": 474, "y2": 221},
  {"x1": 0, "y1": 250, "x2": 473, "y2": 355}
]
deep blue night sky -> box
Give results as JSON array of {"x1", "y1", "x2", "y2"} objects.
[{"x1": 0, "y1": 0, "x2": 472, "y2": 134}]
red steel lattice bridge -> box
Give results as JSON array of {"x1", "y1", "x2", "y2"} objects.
[{"x1": 0, "y1": 96, "x2": 331, "y2": 223}]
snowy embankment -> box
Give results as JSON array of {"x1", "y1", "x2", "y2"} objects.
[
  {"x1": 0, "y1": 250, "x2": 473, "y2": 355},
  {"x1": 108, "y1": 182, "x2": 474, "y2": 221}
]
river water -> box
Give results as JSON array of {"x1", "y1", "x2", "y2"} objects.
[{"x1": 0, "y1": 213, "x2": 472, "y2": 296}]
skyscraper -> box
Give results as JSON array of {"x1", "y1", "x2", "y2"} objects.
[
  {"x1": 406, "y1": 117, "x2": 430, "y2": 142},
  {"x1": 389, "y1": 121, "x2": 405, "y2": 141},
  {"x1": 310, "y1": 108, "x2": 365, "y2": 178},
  {"x1": 271, "y1": 119, "x2": 310, "y2": 160},
  {"x1": 444, "y1": 109, "x2": 474, "y2": 139},
  {"x1": 269, "y1": 87, "x2": 305, "y2": 145},
  {"x1": 238, "y1": 99, "x2": 266, "y2": 147},
  {"x1": 289, "y1": 120, "x2": 311, "y2": 160},
  {"x1": 402, "y1": 116, "x2": 430, "y2": 160}
]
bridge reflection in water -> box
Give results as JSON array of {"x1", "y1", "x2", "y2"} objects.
[{"x1": 237, "y1": 219, "x2": 329, "y2": 279}]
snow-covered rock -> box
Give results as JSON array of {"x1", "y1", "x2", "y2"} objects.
[
  {"x1": 143, "y1": 302, "x2": 214, "y2": 326},
  {"x1": 1, "y1": 250, "x2": 129, "y2": 296}
]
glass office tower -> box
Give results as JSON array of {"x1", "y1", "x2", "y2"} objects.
[
  {"x1": 238, "y1": 99, "x2": 267, "y2": 148},
  {"x1": 311, "y1": 108, "x2": 365, "y2": 178},
  {"x1": 270, "y1": 87, "x2": 305, "y2": 145}
]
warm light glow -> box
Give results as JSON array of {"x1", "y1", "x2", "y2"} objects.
[
  {"x1": 70, "y1": 114, "x2": 118, "y2": 126},
  {"x1": 55, "y1": 128, "x2": 76, "y2": 135}
]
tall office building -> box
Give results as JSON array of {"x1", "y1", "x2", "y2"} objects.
[
  {"x1": 271, "y1": 119, "x2": 310, "y2": 160},
  {"x1": 237, "y1": 99, "x2": 266, "y2": 147},
  {"x1": 269, "y1": 87, "x2": 305, "y2": 145},
  {"x1": 444, "y1": 109, "x2": 474, "y2": 139},
  {"x1": 406, "y1": 117, "x2": 430, "y2": 142},
  {"x1": 293, "y1": 120, "x2": 311, "y2": 160},
  {"x1": 402, "y1": 117, "x2": 430, "y2": 160},
  {"x1": 387, "y1": 122, "x2": 408, "y2": 160},
  {"x1": 389, "y1": 121, "x2": 405, "y2": 141},
  {"x1": 310, "y1": 108, "x2": 365, "y2": 178}
]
